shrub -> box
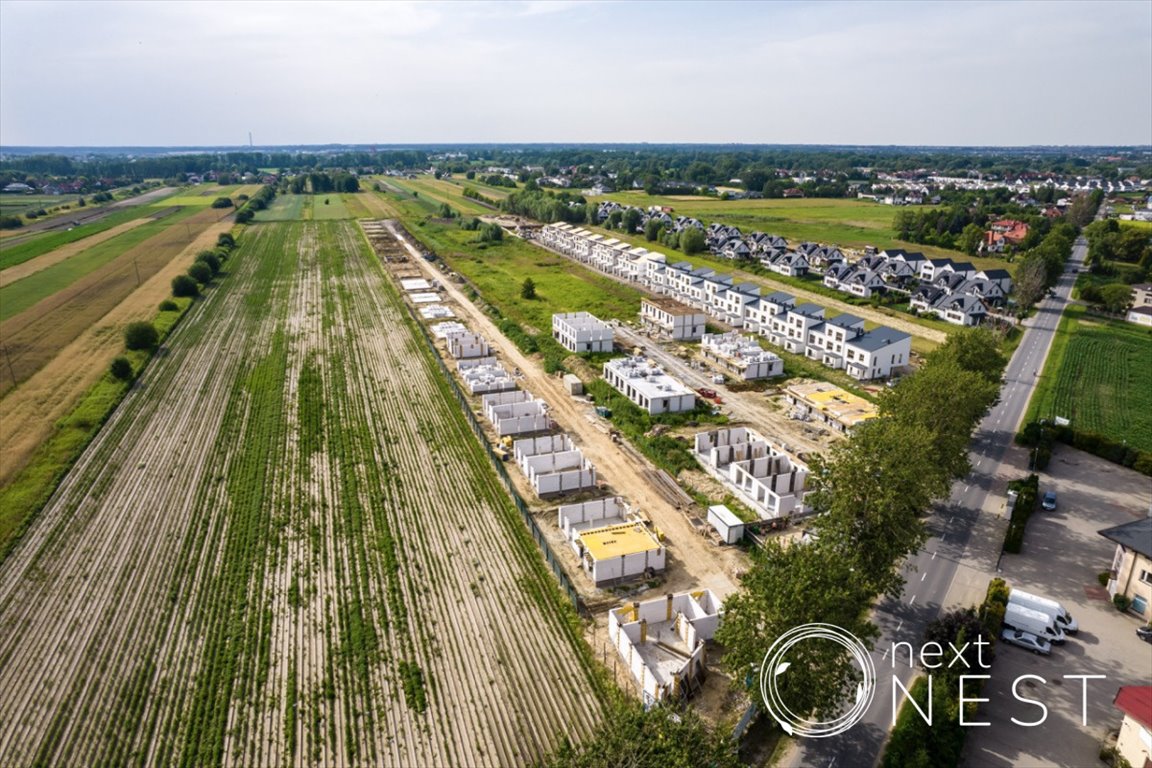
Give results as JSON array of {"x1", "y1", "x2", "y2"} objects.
[
  {"x1": 187, "y1": 261, "x2": 213, "y2": 285},
  {"x1": 520, "y1": 277, "x2": 536, "y2": 300},
  {"x1": 172, "y1": 274, "x2": 199, "y2": 298},
  {"x1": 110, "y1": 356, "x2": 133, "y2": 381},
  {"x1": 210, "y1": 196, "x2": 233, "y2": 209},
  {"x1": 196, "y1": 252, "x2": 221, "y2": 275},
  {"x1": 0, "y1": 215, "x2": 21, "y2": 229},
  {"x1": 235, "y1": 208, "x2": 254, "y2": 224},
  {"x1": 124, "y1": 321, "x2": 159, "y2": 351},
  {"x1": 158, "y1": 299, "x2": 179, "y2": 312},
  {"x1": 1098, "y1": 571, "x2": 1111, "y2": 587},
  {"x1": 1003, "y1": 475, "x2": 1038, "y2": 553},
  {"x1": 1113, "y1": 594, "x2": 1131, "y2": 612},
  {"x1": 216, "y1": 232, "x2": 235, "y2": 250}
]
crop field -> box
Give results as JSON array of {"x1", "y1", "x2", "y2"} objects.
[
  {"x1": 255, "y1": 194, "x2": 309, "y2": 222},
  {"x1": 387, "y1": 177, "x2": 498, "y2": 217},
  {"x1": 1027, "y1": 305, "x2": 1152, "y2": 451},
  {"x1": 0, "y1": 205, "x2": 236, "y2": 394},
  {"x1": 0, "y1": 220, "x2": 603, "y2": 766},
  {"x1": 0, "y1": 194, "x2": 85, "y2": 216},
  {"x1": 309, "y1": 194, "x2": 352, "y2": 220}
]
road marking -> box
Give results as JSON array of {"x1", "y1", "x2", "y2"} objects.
[
  {"x1": 949, "y1": 516, "x2": 954, "y2": 524},
  {"x1": 908, "y1": 594, "x2": 917, "y2": 606},
  {"x1": 896, "y1": 620, "x2": 903, "y2": 632},
  {"x1": 881, "y1": 647, "x2": 889, "y2": 661},
  {"x1": 931, "y1": 550, "x2": 937, "y2": 560},
  {"x1": 964, "y1": 485, "x2": 969, "y2": 493},
  {"x1": 921, "y1": 573, "x2": 927, "y2": 582}
]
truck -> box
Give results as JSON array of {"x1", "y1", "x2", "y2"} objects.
[
  {"x1": 1003, "y1": 603, "x2": 1066, "y2": 644},
  {"x1": 1009, "y1": 589, "x2": 1079, "y2": 634}
]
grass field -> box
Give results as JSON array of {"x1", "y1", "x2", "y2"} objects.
[
  {"x1": 1027, "y1": 304, "x2": 1152, "y2": 451},
  {"x1": 309, "y1": 193, "x2": 352, "y2": 219},
  {"x1": 0, "y1": 219, "x2": 603, "y2": 766},
  {"x1": 0, "y1": 194, "x2": 85, "y2": 216},
  {"x1": 0, "y1": 207, "x2": 201, "y2": 321}
]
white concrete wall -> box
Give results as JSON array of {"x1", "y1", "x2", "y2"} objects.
[{"x1": 557, "y1": 497, "x2": 627, "y2": 538}]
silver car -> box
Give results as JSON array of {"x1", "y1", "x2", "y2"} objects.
[{"x1": 1000, "y1": 628, "x2": 1052, "y2": 655}]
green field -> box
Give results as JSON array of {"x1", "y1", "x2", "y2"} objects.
[
  {"x1": 1027, "y1": 304, "x2": 1152, "y2": 451},
  {"x1": 309, "y1": 193, "x2": 352, "y2": 219},
  {"x1": 0, "y1": 193, "x2": 85, "y2": 216},
  {"x1": 253, "y1": 194, "x2": 307, "y2": 221}
]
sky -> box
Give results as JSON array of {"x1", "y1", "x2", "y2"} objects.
[{"x1": 1, "y1": 0, "x2": 1150, "y2": 147}]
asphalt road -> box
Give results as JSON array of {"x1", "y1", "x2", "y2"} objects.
[{"x1": 785, "y1": 238, "x2": 1089, "y2": 768}]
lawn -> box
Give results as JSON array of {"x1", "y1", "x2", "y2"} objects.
[{"x1": 1027, "y1": 304, "x2": 1152, "y2": 452}]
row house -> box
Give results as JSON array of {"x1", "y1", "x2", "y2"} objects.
[{"x1": 701, "y1": 332, "x2": 784, "y2": 380}]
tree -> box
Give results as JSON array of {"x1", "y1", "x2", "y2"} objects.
[
  {"x1": 520, "y1": 277, "x2": 536, "y2": 300},
  {"x1": 1099, "y1": 283, "x2": 1134, "y2": 313},
  {"x1": 172, "y1": 274, "x2": 199, "y2": 298},
  {"x1": 622, "y1": 208, "x2": 642, "y2": 234},
  {"x1": 110, "y1": 356, "x2": 133, "y2": 381},
  {"x1": 159, "y1": 299, "x2": 179, "y2": 312},
  {"x1": 923, "y1": 608, "x2": 994, "y2": 676},
  {"x1": 606, "y1": 210, "x2": 623, "y2": 230},
  {"x1": 927, "y1": 327, "x2": 1006, "y2": 385},
  {"x1": 717, "y1": 536, "x2": 878, "y2": 721},
  {"x1": 644, "y1": 218, "x2": 663, "y2": 242},
  {"x1": 188, "y1": 261, "x2": 213, "y2": 285},
  {"x1": 537, "y1": 699, "x2": 740, "y2": 768},
  {"x1": 124, "y1": 321, "x2": 159, "y2": 351},
  {"x1": 210, "y1": 196, "x2": 233, "y2": 209},
  {"x1": 679, "y1": 227, "x2": 705, "y2": 255},
  {"x1": 216, "y1": 232, "x2": 235, "y2": 249},
  {"x1": 959, "y1": 223, "x2": 985, "y2": 256},
  {"x1": 196, "y1": 252, "x2": 221, "y2": 275},
  {"x1": 1014, "y1": 255, "x2": 1049, "y2": 308}
]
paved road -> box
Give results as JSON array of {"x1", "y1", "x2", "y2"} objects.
[{"x1": 785, "y1": 238, "x2": 1089, "y2": 767}]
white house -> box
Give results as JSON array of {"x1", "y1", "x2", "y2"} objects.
[
  {"x1": 608, "y1": 590, "x2": 722, "y2": 703},
  {"x1": 603, "y1": 356, "x2": 696, "y2": 415},
  {"x1": 783, "y1": 380, "x2": 878, "y2": 434},
  {"x1": 700, "y1": 332, "x2": 784, "y2": 379},
  {"x1": 573, "y1": 519, "x2": 666, "y2": 587},
  {"x1": 693, "y1": 427, "x2": 808, "y2": 519},
  {"x1": 459, "y1": 363, "x2": 516, "y2": 395},
  {"x1": 552, "y1": 311, "x2": 614, "y2": 354},
  {"x1": 640, "y1": 296, "x2": 707, "y2": 341},
  {"x1": 843, "y1": 327, "x2": 911, "y2": 380}
]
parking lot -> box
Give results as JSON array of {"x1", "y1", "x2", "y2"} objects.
[{"x1": 962, "y1": 446, "x2": 1152, "y2": 767}]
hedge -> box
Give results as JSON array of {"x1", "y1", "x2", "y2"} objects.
[
  {"x1": 1003, "y1": 475, "x2": 1038, "y2": 554},
  {"x1": 1018, "y1": 420, "x2": 1152, "y2": 477}
]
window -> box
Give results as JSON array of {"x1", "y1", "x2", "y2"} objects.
[
  {"x1": 1133, "y1": 595, "x2": 1149, "y2": 616},
  {"x1": 1140, "y1": 569, "x2": 1152, "y2": 586}
]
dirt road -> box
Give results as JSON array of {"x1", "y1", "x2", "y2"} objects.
[{"x1": 385, "y1": 221, "x2": 742, "y2": 599}]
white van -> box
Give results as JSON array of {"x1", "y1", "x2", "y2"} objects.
[
  {"x1": 1009, "y1": 589, "x2": 1079, "y2": 634},
  {"x1": 1003, "y1": 603, "x2": 1066, "y2": 645}
]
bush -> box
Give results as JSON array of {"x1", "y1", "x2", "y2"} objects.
[
  {"x1": 1098, "y1": 571, "x2": 1111, "y2": 587},
  {"x1": 1113, "y1": 594, "x2": 1131, "y2": 613},
  {"x1": 158, "y1": 299, "x2": 179, "y2": 312},
  {"x1": 124, "y1": 321, "x2": 159, "y2": 351},
  {"x1": 210, "y1": 197, "x2": 233, "y2": 209},
  {"x1": 520, "y1": 277, "x2": 536, "y2": 300},
  {"x1": 0, "y1": 215, "x2": 21, "y2": 229},
  {"x1": 1003, "y1": 475, "x2": 1039, "y2": 553},
  {"x1": 172, "y1": 274, "x2": 199, "y2": 298},
  {"x1": 187, "y1": 261, "x2": 213, "y2": 285},
  {"x1": 110, "y1": 356, "x2": 133, "y2": 381},
  {"x1": 235, "y1": 208, "x2": 254, "y2": 224},
  {"x1": 216, "y1": 232, "x2": 235, "y2": 250},
  {"x1": 196, "y1": 252, "x2": 221, "y2": 275}
]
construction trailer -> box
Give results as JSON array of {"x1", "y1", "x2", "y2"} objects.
[
  {"x1": 694, "y1": 427, "x2": 808, "y2": 520},
  {"x1": 483, "y1": 391, "x2": 550, "y2": 436},
  {"x1": 562, "y1": 373, "x2": 584, "y2": 396},
  {"x1": 608, "y1": 590, "x2": 723, "y2": 703},
  {"x1": 459, "y1": 364, "x2": 516, "y2": 395},
  {"x1": 514, "y1": 434, "x2": 597, "y2": 496},
  {"x1": 447, "y1": 332, "x2": 491, "y2": 359},
  {"x1": 602, "y1": 356, "x2": 696, "y2": 415},
  {"x1": 706, "y1": 504, "x2": 745, "y2": 544},
  {"x1": 700, "y1": 332, "x2": 784, "y2": 380},
  {"x1": 552, "y1": 311, "x2": 615, "y2": 353}
]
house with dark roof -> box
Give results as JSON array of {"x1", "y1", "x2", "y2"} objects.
[
  {"x1": 1099, "y1": 517, "x2": 1152, "y2": 621},
  {"x1": 977, "y1": 268, "x2": 1014, "y2": 295},
  {"x1": 932, "y1": 294, "x2": 988, "y2": 326},
  {"x1": 765, "y1": 251, "x2": 810, "y2": 278},
  {"x1": 919, "y1": 258, "x2": 954, "y2": 283},
  {"x1": 843, "y1": 327, "x2": 911, "y2": 380}
]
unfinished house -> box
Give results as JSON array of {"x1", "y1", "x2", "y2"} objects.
[
  {"x1": 418, "y1": 304, "x2": 454, "y2": 319},
  {"x1": 447, "y1": 332, "x2": 491, "y2": 359},
  {"x1": 608, "y1": 590, "x2": 723, "y2": 703},
  {"x1": 483, "y1": 391, "x2": 551, "y2": 436},
  {"x1": 700, "y1": 332, "x2": 784, "y2": 380},
  {"x1": 552, "y1": 312, "x2": 615, "y2": 353},
  {"x1": 640, "y1": 296, "x2": 707, "y2": 341},
  {"x1": 603, "y1": 356, "x2": 696, "y2": 415},
  {"x1": 459, "y1": 363, "x2": 515, "y2": 395},
  {"x1": 558, "y1": 496, "x2": 631, "y2": 541},
  {"x1": 572, "y1": 519, "x2": 666, "y2": 587},
  {"x1": 783, "y1": 381, "x2": 878, "y2": 434},
  {"x1": 514, "y1": 434, "x2": 597, "y2": 496},
  {"x1": 694, "y1": 427, "x2": 808, "y2": 519}
]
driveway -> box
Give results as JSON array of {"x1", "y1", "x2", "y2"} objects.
[{"x1": 961, "y1": 445, "x2": 1152, "y2": 767}]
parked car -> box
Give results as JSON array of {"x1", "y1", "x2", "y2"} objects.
[
  {"x1": 1041, "y1": 491, "x2": 1057, "y2": 511},
  {"x1": 1000, "y1": 628, "x2": 1052, "y2": 656},
  {"x1": 1137, "y1": 625, "x2": 1152, "y2": 644}
]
